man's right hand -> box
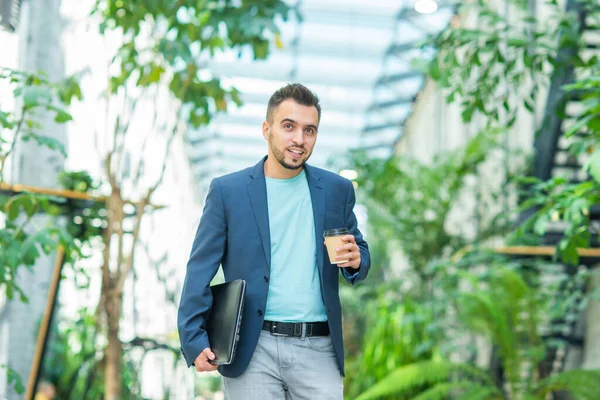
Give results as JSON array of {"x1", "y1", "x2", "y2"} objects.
[{"x1": 194, "y1": 348, "x2": 218, "y2": 372}]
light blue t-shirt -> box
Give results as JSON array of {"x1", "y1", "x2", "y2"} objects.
[{"x1": 264, "y1": 169, "x2": 328, "y2": 322}]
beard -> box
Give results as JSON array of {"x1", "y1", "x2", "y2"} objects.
[{"x1": 269, "y1": 133, "x2": 311, "y2": 170}]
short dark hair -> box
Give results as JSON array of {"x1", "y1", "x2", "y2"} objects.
[{"x1": 266, "y1": 83, "x2": 321, "y2": 123}]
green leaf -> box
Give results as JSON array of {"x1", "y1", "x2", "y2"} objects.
[
  {"x1": 461, "y1": 106, "x2": 475, "y2": 122},
  {"x1": 524, "y1": 99, "x2": 534, "y2": 113},
  {"x1": 508, "y1": 38, "x2": 529, "y2": 47},
  {"x1": 565, "y1": 115, "x2": 593, "y2": 137},
  {"x1": 22, "y1": 85, "x2": 52, "y2": 108},
  {"x1": 5, "y1": 196, "x2": 22, "y2": 221},
  {"x1": 4, "y1": 193, "x2": 40, "y2": 220},
  {"x1": 429, "y1": 58, "x2": 442, "y2": 81},
  {"x1": 55, "y1": 109, "x2": 73, "y2": 123},
  {"x1": 354, "y1": 361, "x2": 492, "y2": 400},
  {"x1": 0, "y1": 110, "x2": 14, "y2": 128},
  {"x1": 585, "y1": 149, "x2": 600, "y2": 184},
  {"x1": 57, "y1": 76, "x2": 83, "y2": 105},
  {"x1": 46, "y1": 104, "x2": 73, "y2": 123},
  {"x1": 252, "y1": 40, "x2": 270, "y2": 59},
  {"x1": 25, "y1": 134, "x2": 66, "y2": 157},
  {"x1": 533, "y1": 213, "x2": 550, "y2": 235},
  {"x1": 6, "y1": 366, "x2": 24, "y2": 394},
  {"x1": 535, "y1": 369, "x2": 600, "y2": 399}
]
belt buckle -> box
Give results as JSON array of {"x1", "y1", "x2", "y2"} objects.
[
  {"x1": 306, "y1": 323, "x2": 313, "y2": 336},
  {"x1": 294, "y1": 323, "x2": 302, "y2": 336},
  {"x1": 270, "y1": 323, "x2": 287, "y2": 336}
]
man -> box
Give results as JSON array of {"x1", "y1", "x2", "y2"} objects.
[{"x1": 177, "y1": 83, "x2": 370, "y2": 399}]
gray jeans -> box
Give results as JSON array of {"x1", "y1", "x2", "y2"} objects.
[{"x1": 222, "y1": 329, "x2": 343, "y2": 400}]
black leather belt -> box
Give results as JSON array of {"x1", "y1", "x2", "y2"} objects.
[{"x1": 262, "y1": 320, "x2": 329, "y2": 337}]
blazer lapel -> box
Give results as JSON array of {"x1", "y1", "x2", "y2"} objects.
[
  {"x1": 247, "y1": 156, "x2": 271, "y2": 269},
  {"x1": 305, "y1": 164, "x2": 325, "y2": 275}
]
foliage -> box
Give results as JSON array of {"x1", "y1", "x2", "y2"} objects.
[
  {"x1": 0, "y1": 68, "x2": 83, "y2": 301},
  {"x1": 355, "y1": 360, "x2": 500, "y2": 400},
  {"x1": 344, "y1": 132, "x2": 521, "y2": 398},
  {"x1": 425, "y1": 0, "x2": 600, "y2": 265},
  {"x1": 355, "y1": 266, "x2": 600, "y2": 400},
  {"x1": 351, "y1": 130, "x2": 509, "y2": 276},
  {"x1": 0, "y1": 364, "x2": 25, "y2": 395},
  {"x1": 93, "y1": 0, "x2": 293, "y2": 127},
  {"x1": 426, "y1": 0, "x2": 574, "y2": 127},
  {"x1": 40, "y1": 308, "x2": 141, "y2": 399},
  {"x1": 515, "y1": 65, "x2": 600, "y2": 265},
  {"x1": 345, "y1": 294, "x2": 443, "y2": 400},
  {"x1": 57, "y1": 170, "x2": 106, "y2": 248},
  {"x1": 350, "y1": 0, "x2": 600, "y2": 399},
  {"x1": 0, "y1": 68, "x2": 81, "y2": 179}
]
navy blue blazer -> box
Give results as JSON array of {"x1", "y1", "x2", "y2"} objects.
[{"x1": 177, "y1": 156, "x2": 370, "y2": 378}]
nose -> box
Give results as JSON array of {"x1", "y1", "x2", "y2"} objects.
[{"x1": 291, "y1": 127, "x2": 305, "y2": 146}]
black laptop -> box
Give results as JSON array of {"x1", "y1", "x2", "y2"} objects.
[{"x1": 206, "y1": 279, "x2": 246, "y2": 365}]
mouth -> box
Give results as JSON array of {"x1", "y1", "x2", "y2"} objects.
[{"x1": 287, "y1": 148, "x2": 304, "y2": 160}]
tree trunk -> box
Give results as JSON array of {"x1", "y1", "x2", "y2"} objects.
[
  {"x1": 102, "y1": 189, "x2": 125, "y2": 400},
  {"x1": 104, "y1": 289, "x2": 123, "y2": 400}
]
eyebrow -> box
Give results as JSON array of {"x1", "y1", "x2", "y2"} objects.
[{"x1": 281, "y1": 118, "x2": 319, "y2": 132}]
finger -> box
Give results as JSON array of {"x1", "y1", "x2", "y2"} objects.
[
  {"x1": 343, "y1": 235, "x2": 356, "y2": 243},
  {"x1": 196, "y1": 358, "x2": 219, "y2": 372},
  {"x1": 336, "y1": 251, "x2": 359, "y2": 263},
  {"x1": 204, "y1": 362, "x2": 219, "y2": 371},
  {"x1": 202, "y1": 348, "x2": 216, "y2": 362},
  {"x1": 337, "y1": 243, "x2": 356, "y2": 252}
]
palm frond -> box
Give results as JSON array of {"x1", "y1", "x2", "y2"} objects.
[
  {"x1": 410, "y1": 382, "x2": 500, "y2": 400},
  {"x1": 533, "y1": 369, "x2": 600, "y2": 400},
  {"x1": 461, "y1": 385, "x2": 505, "y2": 400},
  {"x1": 458, "y1": 291, "x2": 516, "y2": 362},
  {"x1": 354, "y1": 360, "x2": 493, "y2": 400}
]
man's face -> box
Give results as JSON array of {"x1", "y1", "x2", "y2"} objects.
[{"x1": 262, "y1": 99, "x2": 319, "y2": 171}]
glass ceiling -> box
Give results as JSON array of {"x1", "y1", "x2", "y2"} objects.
[{"x1": 184, "y1": 0, "x2": 454, "y2": 197}]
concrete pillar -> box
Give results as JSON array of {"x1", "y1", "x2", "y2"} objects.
[{"x1": 0, "y1": 0, "x2": 66, "y2": 398}]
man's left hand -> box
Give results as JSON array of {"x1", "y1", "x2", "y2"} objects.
[{"x1": 333, "y1": 234, "x2": 361, "y2": 270}]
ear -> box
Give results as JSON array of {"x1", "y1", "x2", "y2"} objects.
[{"x1": 262, "y1": 121, "x2": 270, "y2": 140}]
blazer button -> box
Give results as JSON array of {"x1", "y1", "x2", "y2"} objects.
[
  {"x1": 264, "y1": 276, "x2": 269, "y2": 283},
  {"x1": 257, "y1": 309, "x2": 264, "y2": 316}
]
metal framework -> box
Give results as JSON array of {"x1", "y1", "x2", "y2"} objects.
[
  {"x1": 184, "y1": 0, "x2": 407, "y2": 197},
  {"x1": 360, "y1": 2, "x2": 455, "y2": 158}
]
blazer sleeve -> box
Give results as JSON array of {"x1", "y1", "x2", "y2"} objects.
[
  {"x1": 341, "y1": 179, "x2": 370, "y2": 285},
  {"x1": 177, "y1": 178, "x2": 227, "y2": 367}
]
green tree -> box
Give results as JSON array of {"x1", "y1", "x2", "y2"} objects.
[
  {"x1": 0, "y1": 68, "x2": 82, "y2": 302},
  {"x1": 87, "y1": 1, "x2": 293, "y2": 397}
]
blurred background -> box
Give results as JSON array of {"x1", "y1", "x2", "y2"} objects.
[{"x1": 1, "y1": 0, "x2": 600, "y2": 399}]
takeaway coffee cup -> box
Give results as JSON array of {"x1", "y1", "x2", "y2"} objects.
[{"x1": 324, "y1": 228, "x2": 349, "y2": 264}]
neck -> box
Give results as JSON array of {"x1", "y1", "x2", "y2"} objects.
[{"x1": 264, "y1": 155, "x2": 303, "y2": 179}]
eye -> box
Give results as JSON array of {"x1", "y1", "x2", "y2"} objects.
[
  {"x1": 284, "y1": 123, "x2": 293, "y2": 130},
  {"x1": 305, "y1": 128, "x2": 315, "y2": 135}
]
